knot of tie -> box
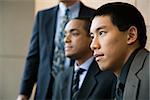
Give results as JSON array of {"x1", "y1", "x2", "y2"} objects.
[
  {"x1": 75, "y1": 68, "x2": 85, "y2": 75},
  {"x1": 65, "y1": 8, "x2": 69, "y2": 16}
]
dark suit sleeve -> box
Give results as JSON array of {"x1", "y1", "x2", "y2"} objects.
[
  {"x1": 19, "y1": 12, "x2": 40, "y2": 97},
  {"x1": 52, "y1": 72, "x2": 63, "y2": 100}
]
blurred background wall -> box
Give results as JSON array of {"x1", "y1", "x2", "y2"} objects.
[
  {"x1": 0, "y1": 0, "x2": 34, "y2": 99},
  {"x1": 0, "y1": 0, "x2": 149, "y2": 99}
]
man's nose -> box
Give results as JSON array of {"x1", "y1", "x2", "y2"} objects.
[
  {"x1": 64, "y1": 33, "x2": 71, "y2": 43},
  {"x1": 90, "y1": 36, "x2": 100, "y2": 51}
]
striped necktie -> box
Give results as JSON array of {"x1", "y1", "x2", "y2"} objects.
[
  {"x1": 72, "y1": 68, "x2": 85, "y2": 100},
  {"x1": 52, "y1": 9, "x2": 69, "y2": 78}
]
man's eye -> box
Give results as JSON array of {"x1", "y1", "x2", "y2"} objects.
[
  {"x1": 72, "y1": 32, "x2": 79, "y2": 36},
  {"x1": 99, "y1": 31, "x2": 106, "y2": 36},
  {"x1": 64, "y1": 32, "x2": 67, "y2": 37},
  {"x1": 90, "y1": 33, "x2": 94, "y2": 39},
  {"x1": 64, "y1": 34, "x2": 66, "y2": 37}
]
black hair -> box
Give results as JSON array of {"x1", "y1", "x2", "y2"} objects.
[
  {"x1": 93, "y1": 2, "x2": 147, "y2": 48},
  {"x1": 73, "y1": 17, "x2": 91, "y2": 36}
]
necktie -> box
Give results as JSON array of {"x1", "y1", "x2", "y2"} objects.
[
  {"x1": 52, "y1": 9, "x2": 70, "y2": 78},
  {"x1": 72, "y1": 68, "x2": 85, "y2": 100},
  {"x1": 115, "y1": 80, "x2": 124, "y2": 100}
]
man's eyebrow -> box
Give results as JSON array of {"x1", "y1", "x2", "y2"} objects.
[
  {"x1": 69, "y1": 29, "x2": 78, "y2": 32},
  {"x1": 89, "y1": 26, "x2": 106, "y2": 35},
  {"x1": 70, "y1": 29, "x2": 78, "y2": 32},
  {"x1": 64, "y1": 28, "x2": 79, "y2": 34},
  {"x1": 95, "y1": 26, "x2": 106, "y2": 32},
  {"x1": 64, "y1": 28, "x2": 76, "y2": 32}
]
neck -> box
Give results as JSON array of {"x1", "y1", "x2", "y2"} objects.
[
  {"x1": 61, "y1": 0, "x2": 79, "y2": 7},
  {"x1": 113, "y1": 46, "x2": 141, "y2": 77},
  {"x1": 76, "y1": 52, "x2": 93, "y2": 65}
]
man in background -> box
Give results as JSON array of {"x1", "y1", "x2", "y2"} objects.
[{"x1": 17, "y1": 0, "x2": 95, "y2": 100}]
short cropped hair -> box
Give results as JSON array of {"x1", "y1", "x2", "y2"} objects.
[
  {"x1": 93, "y1": 2, "x2": 147, "y2": 48},
  {"x1": 73, "y1": 17, "x2": 91, "y2": 36}
]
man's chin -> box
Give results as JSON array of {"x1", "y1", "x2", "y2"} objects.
[
  {"x1": 97, "y1": 63, "x2": 107, "y2": 71},
  {"x1": 65, "y1": 54, "x2": 72, "y2": 58},
  {"x1": 65, "y1": 53, "x2": 76, "y2": 59}
]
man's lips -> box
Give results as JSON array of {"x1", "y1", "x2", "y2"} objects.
[
  {"x1": 94, "y1": 53, "x2": 104, "y2": 61},
  {"x1": 65, "y1": 45, "x2": 72, "y2": 51}
]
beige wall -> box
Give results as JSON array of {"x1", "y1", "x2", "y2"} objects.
[{"x1": 0, "y1": 0, "x2": 34, "y2": 99}]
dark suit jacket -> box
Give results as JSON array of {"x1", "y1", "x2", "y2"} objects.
[
  {"x1": 123, "y1": 49, "x2": 149, "y2": 100},
  {"x1": 19, "y1": 2, "x2": 95, "y2": 100},
  {"x1": 52, "y1": 60, "x2": 117, "y2": 100}
]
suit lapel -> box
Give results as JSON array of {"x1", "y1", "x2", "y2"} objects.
[
  {"x1": 45, "y1": 6, "x2": 58, "y2": 62},
  {"x1": 61, "y1": 67, "x2": 74, "y2": 100},
  {"x1": 78, "y1": 60, "x2": 100, "y2": 99},
  {"x1": 123, "y1": 49, "x2": 148, "y2": 100}
]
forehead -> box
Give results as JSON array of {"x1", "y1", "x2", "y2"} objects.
[
  {"x1": 90, "y1": 16, "x2": 113, "y2": 32},
  {"x1": 65, "y1": 19, "x2": 85, "y2": 30}
]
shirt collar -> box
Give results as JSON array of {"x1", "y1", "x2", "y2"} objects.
[
  {"x1": 74, "y1": 56, "x2": 94, "y2": 71},
  {"x1": 59, "y1": 1, "x2": 80, "y2": 17}
]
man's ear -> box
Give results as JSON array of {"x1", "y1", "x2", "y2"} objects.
[{"x1": 126, "y1": 26, "x2": 138, "y2": 45}]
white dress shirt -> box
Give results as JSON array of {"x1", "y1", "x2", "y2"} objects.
[{"x1": 74, "y1": 56, "x2": 94, "y2": 89}]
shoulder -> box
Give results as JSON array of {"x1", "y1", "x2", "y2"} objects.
[
  {"x1": 36, "y1": 5, "x2": 58, "y2": 16},
  {"x1": 80, "y1": 2, "x2": 96, "y2": 14},
  {"x1": 80, "y1": 2, "x2": 95, "y2": 11},
  {"x1": 137, "y1": 48, "x2": 149, "y2": 57},
  {"x1": 138, "y1": 48, "x2": 149, "y2": 68},
  {"x1": 126, "y1": 48, "x2": 149, "y2": 84},
  {"x1": 34, "y1": 5, "x2": 58, "y2": 22},
  {"x1": 132, "y1": 48, "x2": 149, "y2": 70},
  {"x1": 79, "y1": 2, "x2": 96, "y2": 17},
  {"x1": 135, "y1": 48, "x2": 149, "y2": 75}
]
